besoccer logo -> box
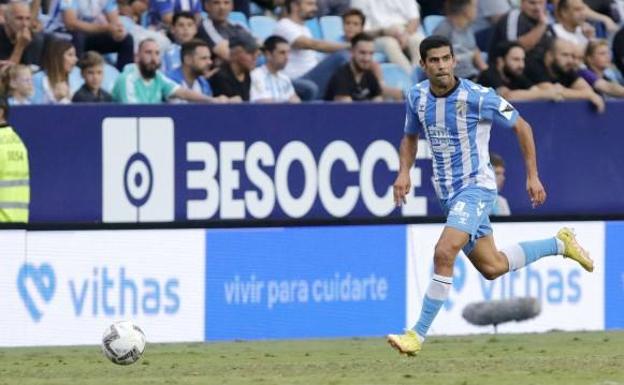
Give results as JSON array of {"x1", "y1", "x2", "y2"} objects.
[{"x1": 102, "y1": 117, "x2": 175, "y2": 222}]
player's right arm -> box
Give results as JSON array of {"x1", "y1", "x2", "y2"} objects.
[
  {"x1": 393, "y1": 87, "x2": 422, "y2": 207},
  {"x1": 393, "y1": 133, "x2": 419, "y2": 206}
]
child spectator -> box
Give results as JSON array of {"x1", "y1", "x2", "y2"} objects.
[
  {"x1": 1, "y1": 64, "x2": 34, "y2": 105},
  {"x1": 163, "y1": 11, "x2": 198, "y2": 72},
  {"x1": 72, "y1": 51, "x2": 113, "y2": 102}
]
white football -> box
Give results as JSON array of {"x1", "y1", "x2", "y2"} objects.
[{"x1": 101, "y1": 321, "x2": 146, "y2": 365}]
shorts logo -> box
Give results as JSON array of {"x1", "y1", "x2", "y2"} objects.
[
  {"x1": 451, "y1": 201, "x2": 470, "y2": 225},
  {"x1": 102, "y1": 118, "x2": 175, "y2": 222},
  {"x1": 17, "y1": 263, "x2": 56, "y2": 322},
  {"x1": 476, "y1": 201, "x2": 485, "y2": 217}
]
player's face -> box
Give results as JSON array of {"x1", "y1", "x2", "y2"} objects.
[
  {"x1": 421, "y1": 46, "x2": 456, "y2": 87},
  {"x1": 173, "y1": 17, "x2": 197, "y2": 44},
  {"x1": 267, "y1": 42, "x2": 290, "y2": 70},
  {"x1": 190, "y1": 46, "x2": 212, "y2": 76},
  {"x1": 206, "y1": 0, "x2": 232, "y2": 24},
  {"x1": 503, "y1": 46, "x2": 525, "y2": 76},
  {"x1": 495, "y1": 166, "x2": 506, "y2": 190},
  {"x1": 352, "y1": 40, "x2": 374, "y2": 72},
  {"x1": 589, "y1": 44, "x2": 611, "y2": 70},
  {"x1": 343, "y1": 15, "x2": 363, "y2": 41},
  {"x1": 521, "y1": 0, "x2": 546, "y2": 20}
]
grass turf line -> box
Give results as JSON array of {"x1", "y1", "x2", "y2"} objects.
[{"x1": 0, "y1": 331, "x2": 623, "y2": 385}]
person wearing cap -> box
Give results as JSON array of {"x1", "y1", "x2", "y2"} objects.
[{"x1": 209, "y1": 34, "x2": 258, "y2": 101}]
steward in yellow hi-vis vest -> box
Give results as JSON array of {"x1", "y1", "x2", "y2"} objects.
[{"x1": 0, "y1": 98, "x2": 29, "y2": 222}]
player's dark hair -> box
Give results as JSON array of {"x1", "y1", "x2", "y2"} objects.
[
  {"x1": 445, "y1": 0, "x2": 472, "y2": 16},
  {"x1": 350, "y1": 32, "x2": 374, "y2": 48},
  {"x1": 342, "y1": 8, "x2": 365, "y2": 25},
  {"x1": 263, "y1": 35, "x2": 289, "y2": 53},
  {"x1": 419, "y1": 35, "x2": 454, "y2": 61},
  {"x1": 490, "y1": 153, "x2": 505, "y2": 168},
  {"x1": 494, "y1": 41, "x2": 524, "y2": 60},
  {"x1": 181, "y1": 39, "x2": 210, "y2": 62},
  {"x1": 173, "y1": 11, "x2": 195, "y2": 25}
]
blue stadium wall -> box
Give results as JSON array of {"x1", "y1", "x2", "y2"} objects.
[{"x1": 10, "y1": 101, "x2": 624, "y2": 223}]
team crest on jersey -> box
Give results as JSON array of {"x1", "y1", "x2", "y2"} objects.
[
  {"x1": 455, "y1": 100, "x2": 467, "y2": 117},
  {"x1": 498, "y1": 99, "x2": 515, "y2": 120}
]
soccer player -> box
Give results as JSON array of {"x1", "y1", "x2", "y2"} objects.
[{"x1": 386, "y1": 35, "x2": 594, "y2": 356}]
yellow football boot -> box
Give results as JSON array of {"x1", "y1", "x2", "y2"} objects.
[{"x1": 557, "y1": 227, "x2": 594, "y2": 272}]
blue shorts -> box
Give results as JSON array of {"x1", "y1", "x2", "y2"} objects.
[{"x1": 439, "y1": 187, "x2": 497, "y2": 256}]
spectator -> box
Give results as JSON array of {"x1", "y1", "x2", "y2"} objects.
[
  {"x1": 352, "y1": 0, "x2": 424, "y2": 75},
  {"x1": 273, "y1": 0, "x2": 349, "y2": 100},
  {"x1": 581, "y1": 0, "x2": 620, "y2": 29},
  {"x1": 163, "y1": 11, "x2": 198, "y2": 72},
  {"x1": 433, "y1": 0, "x2": 487, "y2": 80},
  {"x1": 580, "y1": 39, "x2": 624, "y2": 97},
  {"x1": 473, "y1": 0, "x2": 511, "y2": 32},
  {"x1": 117, "y1": 0, "x2": 172, "y2": 53},
  {"x1": 317, "y1": 0, "x2": 349, "y2": 16},
  {"x1": 341, "y1": 8, "x2": 404, "y2": 101},
  {"x1": 553, "y1": 0, "x2": 594, "y2": 55},
  {"x1": 112, "y1": 38, "x2": 221, "y2": 103},
  {"x1": 488, "y1": 0, "x2": 554, "y2": 67},
  {"x1": 199, "y1": 0, "x2": 256, "y2": 61},
  {"x1": 490, "y1": 153, "x2": 511, "y2": 216},
  {"x1": 478, "y1": 41, "x2": 562, "y2": 101},
  {"x1": 149, "y1": 0, "x2": 202, "y2": 28},
  {"x1": 325, "y1": 32, "x2": 382, "y2": 101},
  {"x1": 210, "y1": 34, "x2": 258, "y2": 100},
  {"x1": 612, "y1": 25, "x2": 624, "y2": 75},
  {"x1": 167, "y1": 39, "x2": 231, "y2": 102},
  {"x1": 1, "y1": 64, "x2": 34, "y2": 105},
  {"x1": 45, "y1": 0, "x2": 134, "y2": 71},
  {"x1": 525, "y1": 38, "x2": 605, "y2": 111},
  {"x1": 33, "y1": 39, "x2": 77, "y2": 104},
  {"x1": 0, "y1": 1, "x2": 51, "y2": 67},
  {"x1": 250, "y1": 35, "x2": 300, "y2": 103},
  {"x1": 72, "y1": 51, "x2": 113, "y2": 102}
]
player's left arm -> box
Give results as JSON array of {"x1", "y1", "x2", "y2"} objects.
[{"x1": 512, "y1": 115, "x2": 546, "y2": 208}]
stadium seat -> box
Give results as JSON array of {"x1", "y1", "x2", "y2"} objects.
[
  {"x1": 319, "y1": 15, "x2": 344, "y2": 42},
  {"x1": 102, "y1": 63, "x2": 120, "y2": 93},
  {"x1": 305, "y1": 18, "x2": 322, "y2": 40},
  {"x1": 249, "y1": 15, "x2": 277, "y2": 42},
  {"x1": 229, "y1": 11, "x2": 249, "y2": 28},
  {"x1": 373, "y1": 52, "x2": 388, "y2": 63},
  {"x1": 605, "y1": 66, "x2": 624, "y2": 85},
  {"x1": 381, "y1": 63, "x2": 412, "y2": 90},
  {"x1": 423, "y1": 15, "x2": 445, "y2": 36}
]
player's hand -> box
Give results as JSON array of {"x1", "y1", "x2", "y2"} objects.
[
  {"x1": 527, "y1": 175, "x2": 546, "y2": 208},
  {"x1": 393, "y1": 171, "x2": 411, "y2": 207}
]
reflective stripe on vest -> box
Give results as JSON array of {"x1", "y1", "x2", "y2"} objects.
[
  {"x1": 0, "y1": 179, "x2": 29, "y2": 187},
  {"x1": 0, "y1": 202, "x2": 28, "y2": 209}
]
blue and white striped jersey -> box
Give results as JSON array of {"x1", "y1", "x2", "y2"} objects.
[{"x1": 404, "y1": 78, "x2": 519, "y2": 200}]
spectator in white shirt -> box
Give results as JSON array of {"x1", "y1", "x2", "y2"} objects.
[
  {"x1": 251, "y1": 35, "x2": 300, "y2": 103},
  {"x1": 273, "y1": 0, "x2": 349, "y2": 100},
  {"x1": 553, "y1": 0, "x2": 594, "y2": 56},
  {"x1": 351, "y1": 0, "x2": 425, "y2": 75}
]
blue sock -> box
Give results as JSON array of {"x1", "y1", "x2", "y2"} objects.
[
  {"x1": 519, "y1": 237, "x2": 559, "y2": 265},
  {"x1": 414, "y1": 274, "x2": 452, "y2": 341}
]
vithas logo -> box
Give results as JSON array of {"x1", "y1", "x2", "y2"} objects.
[
  {"x1": 17, "y1": 263, "x2": 56, "y2": 322},
  {"x1": 102, "y1": 118, "x2": 174, "y2": 222}
]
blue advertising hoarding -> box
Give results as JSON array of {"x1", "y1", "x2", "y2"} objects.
[
  {"x1": 10, "y1": 101, "x2": 624, "y2": 223},
  {"x1": 605, "y1": 221, "x2": 624, "y2": 329},
  {"x1": 204, "y1": 225, "x2": 406, "y2": 340}
]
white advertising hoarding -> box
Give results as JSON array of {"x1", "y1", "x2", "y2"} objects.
[
  {"x1": 0, "y1": 230, "x2": 205, "y2": 346},
  {"x1": 406, "y1": 222, "x2": 605, "y2": 335}
]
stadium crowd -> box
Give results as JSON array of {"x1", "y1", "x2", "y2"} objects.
[{"x1": 1, "y1": 0, "x2": 624, "y2": 108}]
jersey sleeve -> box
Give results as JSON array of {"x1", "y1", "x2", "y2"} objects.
[
  {"x1": 403, "y1": 88, "x2": 422, "y2": 135},
  {"x1": 482, "y1": 89, "x2": 518, "y2": 129}
]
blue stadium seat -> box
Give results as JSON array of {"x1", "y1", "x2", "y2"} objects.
[
  {"x1": 373, "y1": 52, "x2": 388, "y2": 63},
  {"x1": 249, "y1": 15, "x2": 277, "y2": 42},
  {"x1": 605, "y1": 66, "x2": 624, "y2": 85},
  {"x1": 381, "y1": 63, "x2": 412, "y2": 90},
  {"x1": 305, "y1": 18, "x2": 322, "y2": 40},
  {"x1": 320, "y1": 15, "x2": 344, "y2": 42},
  {"x1": 423, "y1": 15, "x2": 445, "y2": 36},
  {"x1": 229, "y1": 11, "x2": 249, "y2": 28},
  {"x1": 102, "y1": 63, "x2": 120, "y2": 93}
]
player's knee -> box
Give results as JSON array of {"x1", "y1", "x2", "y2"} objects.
[
  {"x1": 433, "y1": 243, "x2": 459, "y2": 269},
  {"x1": 478, "y1": 264, "x2": 503, "y2": 281}
]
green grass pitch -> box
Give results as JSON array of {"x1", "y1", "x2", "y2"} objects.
[{"x1": 1, "y1": 331, "x2": 623, "y2": 385}]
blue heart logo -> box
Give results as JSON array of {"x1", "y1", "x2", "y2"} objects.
[{"x1": 17, "y1": 263, "x2": 56, "y2": 322}]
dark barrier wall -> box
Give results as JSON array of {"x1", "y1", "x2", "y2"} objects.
[{"x1": 10, "y1": 101, "x2": 624, "y2": 223}]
